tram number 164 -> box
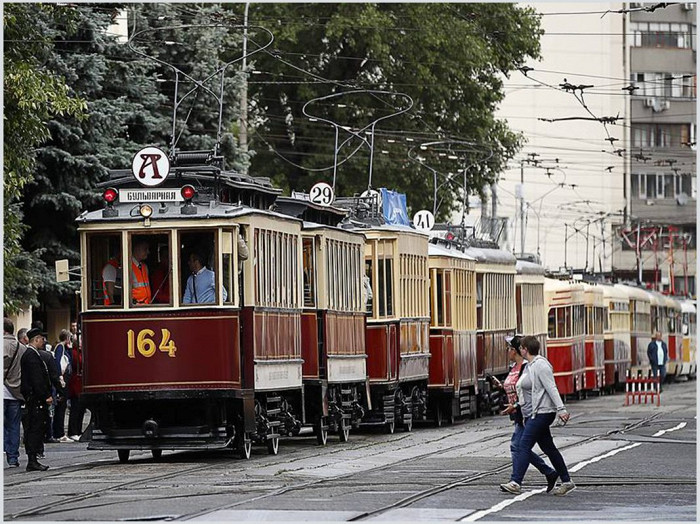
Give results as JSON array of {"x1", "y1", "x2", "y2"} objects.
[{"x1": 127, "y1": 328, "x2": 177, "y2": 358}]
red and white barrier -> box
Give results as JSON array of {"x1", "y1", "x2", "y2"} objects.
[{"x1": 624, "y1": 369, "x2": 660, "y2": 407}]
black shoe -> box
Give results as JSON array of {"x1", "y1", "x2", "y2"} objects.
[
  {"x1": 26, "y1": 461, "x2": 49, "y2": 472},
  {"x1": 546, "y1": 472, "x2": 559, "y2": 493}
]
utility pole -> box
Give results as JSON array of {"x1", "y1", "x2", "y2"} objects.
[
  {"x1": 564, "y1": 223, "x2": 568, "y2": 270},
  {"x1": 636, "y1": 222, "x2": 642, "y2": 285},
  {"x1": 239, "y1": 3, "x2": 250, "y2": 174},
  {"x1": 520, "y1": 160, "x2": 525, "y2": 254},
  {"x1": 491, "y1": 182, "x2": 498, "y2": 242}
]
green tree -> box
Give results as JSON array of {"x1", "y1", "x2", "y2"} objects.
[
  {"x1": 235, "y1": 3, "x2": 542, "y2": 218},
  {"x1": 18, "y1": 4, "x2": 170, "y2": 310},
  {"x1": 3, "y1": 4, "x2": 86, "y2": 313}
]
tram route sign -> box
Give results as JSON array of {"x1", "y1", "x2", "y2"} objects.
[
  {"x1": 413, "y1": 209, "x2": 435, "y2": 232},
  {"x1": 119, "y1": 188, "x2": 184, "y2": 203},
  {"x1": 131, "y1": 146, "x2": 170, "y2": 187},
  {"x1": 309, "y1": 182, "x2": 334, "y2": 206}
]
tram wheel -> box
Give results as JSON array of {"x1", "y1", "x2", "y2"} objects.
[
  {"x1": 151, "y1": 449, "x2": 163, "y2": 461},
  {"x1": 386, "y1": 420, "x2": 395, "y2": 434},
  {"x1": 267, "y1": 435, "x2": 279, "y2": 455},
  {"x1": 240, "y1": 437, "x2": 252, "y2": 460},
  {"x1": 316, "y1": 419, "x2": 328, "y2": 446},
  {"x1": 117, "y1": 449, "x2": 130, "y2": 464},
  {"x1": 338, "y1": 420, "x2": 350, "y2": 443}
]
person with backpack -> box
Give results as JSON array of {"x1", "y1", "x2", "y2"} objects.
[
  {"x1": 52, "y1": 330, "x2": 72, "y2": 442},
  {"x1": 491, "y1": 335, "x2": 558, "y2": 494},
  {"x1": 4, "y1": 318, "x2": 26, "y2": 467}
]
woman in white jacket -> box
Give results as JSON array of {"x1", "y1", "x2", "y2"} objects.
[{"x1": 499, "y1": 336, "x2": 575, "y2": 496}]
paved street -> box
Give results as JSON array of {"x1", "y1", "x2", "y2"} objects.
[{"x1": 4, "y1": 380, "x2": 696, "y2": 521}]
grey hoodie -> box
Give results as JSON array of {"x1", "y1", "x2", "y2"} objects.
[{"x1": 527, "y1": 355, "x2": 567, "y2": 418}]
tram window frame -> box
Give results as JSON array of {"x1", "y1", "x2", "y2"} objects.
[
  {"x1": 303, "y1": 237, "x2": 316, "y2": 308},
  {"x1": 127, "y1": 232, "x2": 171, "y2": 308},
  {"x1": 87, "y1": 232, "x2": 124, "y2": 309},
  {"x1": 548, "y1": 308, "x2": 556, "y2": 338},
  {"x1": 221, "y1": 228, "x2": 238, "y2": 307},
  {"x1": 177, "y1": 229, "x2": 224, "y2": 307}
]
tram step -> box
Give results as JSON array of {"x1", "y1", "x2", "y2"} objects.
[
  {"x1": 340, "y1": 389, "x2": 352, "y2": 395},
  {"x1": 266, "y1": 408, "x2": 281, "y2": 416},
  {"x1": 266, "y1": 396, "x2": 282, "y2": 404}
]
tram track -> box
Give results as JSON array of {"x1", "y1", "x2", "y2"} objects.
[{"x1": 4, "y1": 407, "x2": 681, "y2": 521}]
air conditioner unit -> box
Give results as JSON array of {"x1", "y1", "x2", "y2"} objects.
[
  {"x1": 644, "y1": 97, "x2": 655, "y2": 108},
  {"x1": 682, "y1": 3, "x2": 694, "y2": 10}
]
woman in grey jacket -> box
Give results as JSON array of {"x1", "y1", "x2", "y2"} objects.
[{"x1": 499, "y1": 336, "x2": 575, "y2": 496}]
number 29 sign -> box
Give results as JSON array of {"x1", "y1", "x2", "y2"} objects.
[{"x1": 309, "y1": 182, "x2": 334, "y2": 206}]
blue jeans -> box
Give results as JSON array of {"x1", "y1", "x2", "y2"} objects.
[
  {"x1": 651, "y1": 364, "x2": 666, "y2": 384},
  {"x1": 511, "y1": 422, "x2": 556, "y2": 477},
  {"x1": 511, "y1": 412, "x2": 570, "y2": 485},
  {"x1": 4, "y1": 398, "x2": 23, "y2": 464}
]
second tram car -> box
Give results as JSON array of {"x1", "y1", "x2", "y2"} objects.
[
  {"x1": 680, "y1": 300, "x2": 697, "y2": 379},
  {"x1": 601, "y1": 284, "x2": 631, "y2": 391},
  {"x1": 582, "y1": 282, "x2": 605, "y2": 394},
  {"x1": 515, "y1": 259, "x2": 548, "y2": 357}
]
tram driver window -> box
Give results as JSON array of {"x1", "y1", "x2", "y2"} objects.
[
  {"x1": 179, "y1": 230, "x2": 225, "y2": 305},
  {"x1": 128, "y1": 233, "x2": 169, "y2": 307},
  {"x1": 89, "y1": 234, "x2": 122, "y2": 308}
]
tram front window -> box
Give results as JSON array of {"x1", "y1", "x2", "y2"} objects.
[
  {"x1": 180, "y1": 229, "x2": 225, "y2": 305},
  {"x1": 88, "y1": 234, "x2": 122, "y2": 307},
  {"x1": 128, "y1": 233, "x2": 170, "y2": 307}
]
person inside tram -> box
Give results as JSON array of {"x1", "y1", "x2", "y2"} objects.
[
  {"x1": 101, "y1": 254, "x2": 121, "y2": 306},
  {"x1": 183, "y1": 251, "x2": 227, "y2": 304},
  {"x1": 363, "y1": 261, "x2": 373, "y2": 312},
  {"x1": 150, "y1": 244, "x2": 171, "y2": 304},
  {"x1": 130, "y1": 238, "x2": 151, "y2": 305}
]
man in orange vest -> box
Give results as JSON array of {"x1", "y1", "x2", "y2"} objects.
[{"x1": 131, "y1": 239, "x2": 152, "y2": 305}]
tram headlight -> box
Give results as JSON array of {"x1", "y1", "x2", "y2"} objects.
[{"x1": 139, "y1": 204, "x2": 153, "y2": 218}]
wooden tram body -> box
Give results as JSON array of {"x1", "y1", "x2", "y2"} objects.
[
  {"x1": 515, "y1": 260, "x2": 548, "y2": 358},
  {"x1": 543, "y1": 279, "x2": 585, "y2": 396},
  {"x1": 679, "y1": 300, "x2": 697, "y2": 378},
  {"x1": 581, "y1": 283, "x2": 605, "y2": 393},
  {"x1": 360, "y1": 226, "x2": 431, "y2": 432},
  {"x1": 620, "y1": 285, "x2": 652, "y2": 376},
  {"x1": 79, "y1": 163, "x2": 320, "y2": 459},
  {"x1": 467, "y1": 247, "x2": 517, "y2": 414},
  {"x1": 601, "y1": 285, "x2": 631, "y2": 390},
  {"x1": 427, "y1": 242, "x2": 478, "y2": 423},
  {"x1": 275, "y1": 197, "x2": 368, "y2": 443}
]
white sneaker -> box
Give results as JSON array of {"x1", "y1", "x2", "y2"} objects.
[
  {"x1": 69, "y1": 435, "x2": 81, "y2": 442},
  {"x1": 499, "y1": 481, "x2": 521, "y2": 494},
  {"x1": 58, "y1": 436, "x2": 73, "y2": 443},
  {"x1": 553, "y1": 481, "x2": 576, "y2": 495}
]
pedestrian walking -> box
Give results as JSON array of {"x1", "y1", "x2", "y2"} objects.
[
  {"x1": 492, "y1": 335, "x2": 558, "y2": 493},
  {"x1": 499, "y1": 336, "x2": 575, "y2": 496},
  {"x1": 20, "y1": 327, "x2": 53, "y2": 471},
  {"x1": 647, "y1": 331, "x2": 668, "y2": 392},
  {"x1": 4, "y1": 318, "x2": 26, "y2": 468},
  {"x1": 53, "y1": 330, "x2": 73, "y2": 442}
]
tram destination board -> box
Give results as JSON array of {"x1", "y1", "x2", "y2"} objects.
[{"x1": 119, "y1": 188, "x2": 184, "y2": 203}]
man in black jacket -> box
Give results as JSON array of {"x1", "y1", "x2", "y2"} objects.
[
  {"x1": 647, "y1": 331, "x2": 669, "y2": 392},
  {"x1": 20, "y1": 328, "x2": 53, "y2": 471}
]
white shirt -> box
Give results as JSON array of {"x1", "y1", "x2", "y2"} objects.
[{"x1": 656, "y1": 340, "x2": 665, "y2": 366}]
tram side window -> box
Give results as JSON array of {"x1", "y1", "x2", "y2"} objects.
[
  {"x1": 303, "y1": 238, "x2": 316, "y2": 308},
  {"x1": 548, "y1": 309, "x2": 556, "y2": 338},
  {"x1": 221, "y1": 229, "x2": 235, "y2": 306},
  {"x1": 89, "y1": 234, "x2": 122, "y2": 308},
  {"x1": 377, "y1": 257, "x2": 393, "y2": 317},
  {"x1": 179, "y1": 230, "x2": 224, "y2": 305},
  {"x1": 435, "y1": 270, "x2": 444, "y2": 325}
]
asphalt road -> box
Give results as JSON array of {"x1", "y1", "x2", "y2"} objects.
[{"x1": 3, "y1": 380, "x2": 696, "y2": 522}]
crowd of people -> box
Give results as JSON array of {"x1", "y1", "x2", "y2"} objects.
[{"x1": 4, "y1": 318, "x2": 85, "y2": 472}]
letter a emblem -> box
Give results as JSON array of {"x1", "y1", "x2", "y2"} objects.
[{"x1": 131, "y1": 147, "x2": 170, "y2": 187}]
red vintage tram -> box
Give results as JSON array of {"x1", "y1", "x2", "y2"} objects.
[
  {"x1": 276, "y1": 196, "x2": 368, "y2": 443},
  {"x1": 427, "y1": 240, "x2": 478, "y2": 423},
  {"x1": 515, "y1": 259, "x2": 548, "y2": 357},
  {"x1": 80, "y1": 156, "x2": 316, "y2": 460},
  {"x1": 601, "y1": 284, "x2": 631, "y2": 391},
  {"x1": 543, "y1": 278, "x2": 585, "y2": 396},
  {"x1": 582, "y1": 282, "x2": 605, "y2": 393}
]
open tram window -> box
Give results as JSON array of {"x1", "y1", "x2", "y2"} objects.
[
  {"x1": 88, "y1": 233, "x2": 123, "y2": 308},
  {"x1": 221, "y1": 229, "x2": 236, "y2": 306},
  {"x1": 178, "y1": 229, "x2": 225, "y2": 306},
  {"x1": 378, "y1": 256, "x2": 393, "y2": 317}
]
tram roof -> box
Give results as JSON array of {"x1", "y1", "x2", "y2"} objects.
[
  {"x1": 76, "y1": 200, "x2": 298, "y2": 225},
  {"x1": 516, "y1": 260, "x2": 545, "y2": 275},
  {"x1": 615, "y1": 283, "x2": 650, "y2": 301},
  {"x1": 428, "y1": 242, "x2": 476, "y2": 261},
  {"x1": 600, "y1": 283, "x2": 630, "y2": 301},
  {"x1": 463, "y1": 246, "x2": 516, "y2": 265}
]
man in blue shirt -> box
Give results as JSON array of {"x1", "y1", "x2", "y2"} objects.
[{"x1": 182, "y1": 252, "x2": 227, "y2": 304}]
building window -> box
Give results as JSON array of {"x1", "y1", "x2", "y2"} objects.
[
  {"x1": 631, "y1": 22, "x2": 693, "y2": 49},
  {"x1": 632, "y1": 124, "x2": 691, "y2": 148}
]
